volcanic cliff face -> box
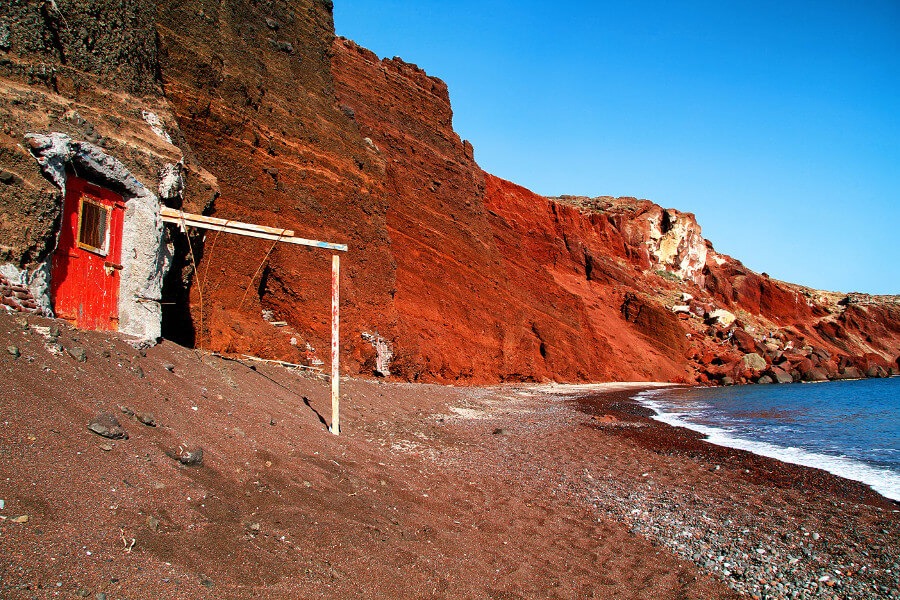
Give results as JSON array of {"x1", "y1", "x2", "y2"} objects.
[
  {"x1": 153, "y1": 0, "x2": 400, "y2": 370},
  {"x1": 332, "y1": 39, "x2": 697, "y2": 383},
  {"x1": 1, "y1": 1, "x2": 898, "y2": 384},
  {"x1": 330, "y1": 34, "x2": 899, "y2": 384}
]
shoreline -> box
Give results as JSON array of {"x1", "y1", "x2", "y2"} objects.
[
  {"x1": 555, "y1": 382, "x2": 899, "y2": 598},
  {"x1": 629, "y1": 381, "x2": 900, "y2": 505},
  {"x1": 569, "y1": 383, "x2": 899, "y2": 510}
]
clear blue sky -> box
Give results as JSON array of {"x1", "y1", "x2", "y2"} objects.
[{"x1": 334, "y1": 1, "x2": 900, "y2": 294}]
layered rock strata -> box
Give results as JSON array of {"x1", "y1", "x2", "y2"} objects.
[{"x1": 1, "y1": 1, "x2": 897, "y2": 383}]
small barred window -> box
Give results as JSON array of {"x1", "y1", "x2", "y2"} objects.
[{"x1": 77, "y1": 197, "x2": 110, "y2": 255}]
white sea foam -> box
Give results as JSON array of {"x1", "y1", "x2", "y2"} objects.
[{"x1": 635, "y1": 390, "x2": 900, "y2": 502}]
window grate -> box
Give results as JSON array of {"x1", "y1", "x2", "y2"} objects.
[{"x1": 77, "y1": 197, "x2": 110, "y2": 255}]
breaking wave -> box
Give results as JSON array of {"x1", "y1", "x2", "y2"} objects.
[{"x1": 636, "y1": 384, "x2": 900, "y2": 503}]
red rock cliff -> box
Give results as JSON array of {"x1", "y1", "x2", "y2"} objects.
[
  {"x1": 3, "y1": 1, "x2": 897, "y2": 384},
  {"x1": 331, "y1": 35, "x2": 899, "y2": 383}
]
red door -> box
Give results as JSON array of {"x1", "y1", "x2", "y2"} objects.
[{"x1": 51, "y1": 176, "x2": 125, "y2": 331}]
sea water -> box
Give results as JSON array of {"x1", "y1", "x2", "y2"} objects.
[{"x1": 635, "y1": 377, "x2": 900, "y2": 502}]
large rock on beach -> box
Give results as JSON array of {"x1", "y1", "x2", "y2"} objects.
[
  {"x1": 731, "y1": 329, "x2": 760, "y2": 354},
  {"x1": 790, "y1": 356, "x2": 815, "y2": 375},
  {"x1": 87, "y1": 413, "x2": 129, "y2": 440},
  {"x1": 800, "y1": 367, "x2": 829, "y2": 382},
  {"x1": 838, "y1": 366, "x2": 862, "y2": 380},
  {"x1": 767, "y1": 367, "x2": 794, "y2": 384},
  {"x1": 740, "y1": 352, "x2": 767, "y2": 372},
  {"x1": 865, "y1": 365, "x2": 887, "y2": 378}
]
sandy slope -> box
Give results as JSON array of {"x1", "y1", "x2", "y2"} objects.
[{"x1": 1, "y1": 311, "x2": 897, "y2": 598}]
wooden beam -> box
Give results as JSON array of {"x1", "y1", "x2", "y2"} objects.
[
  {"x1": 160, "y1": 207, "x2": 348, "y2": 252},
  {"x1": 160, "y1": 207, "x2": 295, "y2": 236}
]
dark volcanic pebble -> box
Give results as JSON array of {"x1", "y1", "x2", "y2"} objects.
[{"x1": 87, "y1": 413, "x2": 129, "y2": 440}]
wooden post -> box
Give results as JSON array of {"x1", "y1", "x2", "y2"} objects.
[
  {"x1": 330, "y1": 254, "x2": 340, "y2": 435},
  {"x1": 159, "y1": 207, "x2": 347, "y2": 432}
]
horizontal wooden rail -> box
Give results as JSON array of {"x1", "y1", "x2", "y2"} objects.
[
  {"x1": 160, "y1": 207, "x2": 348, "y2": 252},
  {"x1": 160, "y1": 207, "x2": 294, "y2": 237}
]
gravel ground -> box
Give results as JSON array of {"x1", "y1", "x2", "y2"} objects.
[
  {"x1": 1, "y1": 311, "x2": 896, "y2": 598},
  {"x1": 431, "y1": 384, "x2": 899, "y2": 600},
  {"x1": 589, "y1": 473, "x2": 900, "y2": 599}
]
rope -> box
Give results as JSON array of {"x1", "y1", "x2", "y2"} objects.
[
  {"x1": 199, "y1": 218, "x2": 232, "y2": 299},
  {"x1": 237, "y1": 233, "x2": 283, "y2": 312}
]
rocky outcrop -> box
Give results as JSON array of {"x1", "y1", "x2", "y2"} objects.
[{"x1": 550, "y1": 196, "x2": 709, "y2": 286}]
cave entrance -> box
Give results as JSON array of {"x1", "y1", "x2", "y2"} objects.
[{"x1": 160, "y1": 207, "x2": 348, "y2": 434}]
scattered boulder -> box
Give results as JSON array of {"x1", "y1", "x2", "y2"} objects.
[
  {"x1": 740, "y1": 352, "x2": 767, "y2": 372},
  {"x1": 146, "y1": 515, "x2": 160, "y2": 532},
  {"x1": 801, "y1": 368, "x2": 829, "y2": 382},
  {"x1": 706, "y1": 308, "x2": 736, "y2": 327},
  {"x1": 790, "y1": 356, "x2": 814, "y2": 375},
  {"x1": 136, "y1": 412, "x2": 157, "y2": 427},
  {"x1": 756, "y1": 375, "x2": 773, "y2": 384},
  {"x1": 866, "y1": 365, "x2": 887, "y2": 378},
  {"x1": 7, "y1": 345, "x2": 19, "y2": 357},
  {"x1": 699, "y1": 351, "x2": 718, "y2": 366},
  {"x1": 768, "y1": 367, "x2": 794, "y2": 384},
  {"x1": 87, "y1": 413, "x2": 128, "y2": 440},
  {"x1": 688, "y1": 301, "x2": 708, "y2": 317},
  {"x1": 732, "y1": 329, "x2": 761, "y2": 355},
  {"x1": 121, "y1": 406, "x2": 157, "y2": 426},
  {"x1": 591, "y1": 414, "x2": 619, "y2": 424}
]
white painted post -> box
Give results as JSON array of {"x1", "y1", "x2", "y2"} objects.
[{"x1": 330, "y1": 254, "x2": 340, "y2": 435}]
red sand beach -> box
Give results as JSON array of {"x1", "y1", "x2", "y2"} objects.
[{"x1": 1, "y1": 312, "x2": 897, "y2": 599}]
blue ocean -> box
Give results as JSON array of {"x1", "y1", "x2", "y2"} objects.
[{"x1": 635, "y1": 377, "x2": 900, "y2": 502}]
